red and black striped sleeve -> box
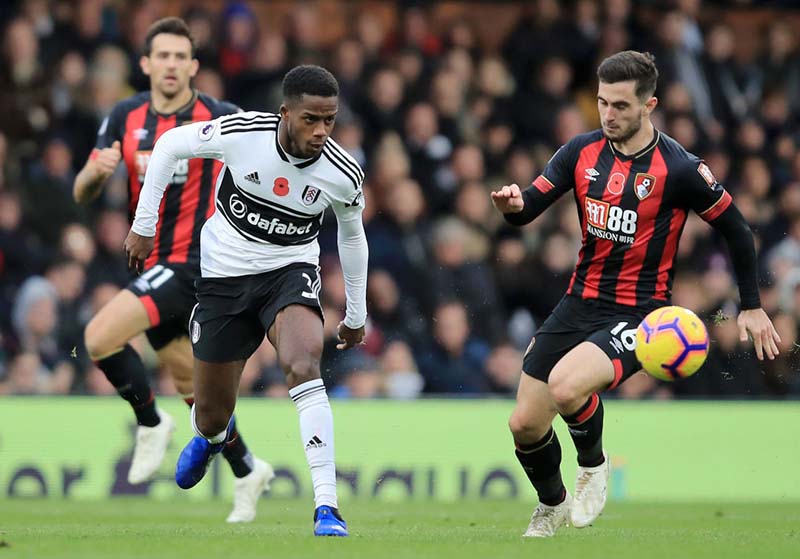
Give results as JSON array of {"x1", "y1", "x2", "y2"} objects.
[{"x1": 504, "y1": 139, "x2": 579, "y2": 226}]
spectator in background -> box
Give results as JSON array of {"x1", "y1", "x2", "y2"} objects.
[
  {"x1": 428, "y1": 217, "x2": 504, "y2": 343},
  {"x1": 218, "y1": 1, "x2": 258, "y2": 78},
  {"x1": 8, "y1": 275, "x2": 74, "y2": 393},
  {"x1": 0, "y1": 17, "x2": 51, "y2": 145},
  {"x1": 22, "y1": 136, "x2": 86, "y2": 245},
  {"x1": 417, "y1": 300, "x2": 491, "y2": 394},
  {"x1": 367, "y1": 269, "x2": 428, "y2": 352},
  {"x1": 381, "y1": 340, "x2": 424, "y2": 399}
]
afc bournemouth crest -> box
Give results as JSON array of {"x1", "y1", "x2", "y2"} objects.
[
  {"x1": 634, "y1": 172, "x2": 656, "y2": 200},
  {"x1": 301, "y1": 185, "x2": 321, "y2": 206}
]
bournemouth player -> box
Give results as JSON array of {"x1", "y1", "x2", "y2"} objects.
[
  {"x1": 73, "y1": 18, "x2": 273, "y2": 522},
  {"x1": 125, "y1": 65, "x2": 367, "y2": 537},
  {"x1": 490, "y1": 51, "x2": 781, "y2": 537}
]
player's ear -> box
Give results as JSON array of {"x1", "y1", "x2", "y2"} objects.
[
  {"x1": 189, "y1": 58, "x2": 199, "y2": 79},
  {"x1": 279, "y1": 104, "x2": 289, "y2": 119},
  {"x1": 140, "y1": 55, "x2": 151, "y2": 77},
  {"x1": 644, "y1": 96, "x2": 658, "y2": 116}
]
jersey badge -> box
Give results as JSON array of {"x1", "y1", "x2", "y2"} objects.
[
  {"x1": 697, "y1": 162, "x2": 716, "y2": 188},
  {"x1": 133, "y1": 128, "x2": 149, "y2": 140},
  {"x1": 634, "y1": 173, "x2": 656, "y2": 200},
  {"x1": 302, "y1": 185, "x2": 321, "y2": 206},
  {"x1": 198, "y1": 121, "x2": 216, "y2": 141}
]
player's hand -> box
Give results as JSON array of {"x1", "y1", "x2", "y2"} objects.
[
  {"x1": 124, "y1": 230, "x2": 154, "y2": 274},
  {"x1": 94, "y1": 140, "x2": 122, "y2": 177},
  {"x1": 336, "y1": 322, "x2": 365, "y2": 350},
  {"x1": 490, "y1": 184, "x2": 525, "y2": 214},
  {"x1": 737, "y1": 308, "x2": 781, "y2": 360}
]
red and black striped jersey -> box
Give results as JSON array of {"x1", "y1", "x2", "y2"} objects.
[
  {"x1": 532, "y1": 129, "x2": 731, "y2": 308},
  {"x1": 92, "y1": 90, "x2": 239, "y2": 270}
]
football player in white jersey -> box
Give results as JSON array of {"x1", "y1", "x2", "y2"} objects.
[{"x1": 124, "y1": 65, "x2": 366, "y2": 537}]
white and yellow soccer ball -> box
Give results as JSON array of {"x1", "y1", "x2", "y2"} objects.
[{"x1": 635, "y1": 306, "x2": 709, "y2": 381}]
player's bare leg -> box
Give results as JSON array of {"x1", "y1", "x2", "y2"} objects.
[
  {"x1": 159, "y1": 338, "x2": 274, "y2": 522},
  {"x1": 509, "y1": 374, "x2": 571, "y2": 537},
  {"x1": 269, "y1": 305, "x2": 347, "y2": 537},
  {"x1": 548, "y1": 342, "x2": 614, "y2": 528},
  {"x1": 85, "y1": 289, "x2": 175, "y2": 484}
]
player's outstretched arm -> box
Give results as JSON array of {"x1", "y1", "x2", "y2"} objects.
[{"x1": 73, "y1": 140, "x2": 121, "y2": 204}]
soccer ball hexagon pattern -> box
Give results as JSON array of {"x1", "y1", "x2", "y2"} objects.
[{"x1": 635, "y1": 306, "x2": 709, "y2": 381}]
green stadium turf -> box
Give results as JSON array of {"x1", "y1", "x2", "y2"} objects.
[{"x1": 2, "y1": 499, "x2": 797, "y2": 558}]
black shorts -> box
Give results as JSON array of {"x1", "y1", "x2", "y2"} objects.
[
  {"x1": 522, "y1": 295, "x2": 663, "y2": 390},
  {"x1": 190, "y1": 263, "x2": 324, "y2": 363},
  {"x1": 126, "y1": 263, "x2": 197, "y2": 351}
]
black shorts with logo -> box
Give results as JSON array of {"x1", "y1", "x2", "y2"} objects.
[
  {"x1": 126, "y1": 263, "x2": 197, "y2": 351},
  {"x1": 190, "y1": 263, "x2": 324, "y2": 363},
  {"x1": 522, "y1": 295, "x2": 664, "y2": 390}
]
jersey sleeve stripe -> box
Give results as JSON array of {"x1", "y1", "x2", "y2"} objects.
[
  {"x1": 220, "y1": 125, "x2": 278, "y2": 136},
  {"x1": 698, "y1": 190, "x2": 732, "y2": 222},
  {"x1": 322, "y1": 150, "x2": 361, "y2": 190},
  {"x1": 220, "y1": 113, "x2": 279, "y2": 127},
  {"x1": 324, "y1": 141, "x2": 365, "y2": 182},
  {"x1": 533, "y1": 175, "x2": 556, "y2": 193}
]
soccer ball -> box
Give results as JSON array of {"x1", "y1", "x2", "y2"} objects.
[{"x1": 635, "y1": 306, "x2": 709, "y2": 381}]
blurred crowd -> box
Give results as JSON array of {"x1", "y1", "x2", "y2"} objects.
[{"x1": 1, "y1": 0, "x2": 799, "y2": 400}]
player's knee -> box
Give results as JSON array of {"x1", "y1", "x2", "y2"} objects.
[
  {"x1": 508, "y1": 410, "x2": 547, "y2": 443},
  {"x1": 280, "y1": 356, "x2": 320, "y2": 385},
  {"x1": 548, "y1": 372, "x2": 583, "y2": 412},
  {"x1": 84, "y1": 318, "x2": 114, "y2": 361}
]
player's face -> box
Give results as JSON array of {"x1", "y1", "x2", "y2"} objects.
[
  {"x1": 280, "y1": 95, "x2": 338, "y2": 159},
  {"x1": 140, "y1": 34, "x2": 198, "y2": 99},
  {"x1": 597, "y1": 80, "x2": 656, "y2": 143}
]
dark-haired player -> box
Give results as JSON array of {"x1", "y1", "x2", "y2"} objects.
[
  {"x1": 491, "y1": 50, "x2": 780, "y2": 537},
  {"x1": 125, "y1": 65, "x2": 368, "y2": 537},
  {"x1": 73, "y1": 17, "x2": 272, "y2": 523}
]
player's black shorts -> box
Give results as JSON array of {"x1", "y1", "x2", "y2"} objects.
[
  {"x1": 190, "y1": 263, "x2": 324, "y2": 363},
  {"x1": 126, "y1": 263, "x2": 197, "y2": 351},
  {"x1": 522, "y1": 295, "x2": 664, "y2": 390}
]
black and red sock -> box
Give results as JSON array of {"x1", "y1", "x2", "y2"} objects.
[
  {"x1": 561, "y1": 393, "x2": 605, "y2": 467},
  {"x1": 514, "y1": 428, "x2": 566, "y2": 506},
  {"x1": 96, "y1": 345, "x2": 159, "y2": 427}
]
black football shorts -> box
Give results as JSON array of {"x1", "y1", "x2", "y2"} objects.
[
  {"x1": 522, "y1": 295, "x2": 663, "y2": 389},
  {"x1": 126, "y1": 263, "x2": 197, "y2": 351},
  {"x1": 190, "y1": 263, "x2": 324, "y2": 363}
]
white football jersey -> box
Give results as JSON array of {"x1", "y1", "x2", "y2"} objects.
[{"x1": 132, "y1": 111, "x2": 368, "y2": 327}]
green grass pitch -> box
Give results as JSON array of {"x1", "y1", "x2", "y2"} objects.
[{"x1": 2, "y1": 499, "x2": 798, "y2": 559}]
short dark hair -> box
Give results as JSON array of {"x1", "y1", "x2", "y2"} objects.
[
  {"x1": 283, "y1": 65, "x2": 339, "y2": 103},
  {"x1": 143, "y1": 17, "x2": 196, "y2": 57},
  {"x1": 597, "y1": 51, "x2": 659, "y2": 100}
]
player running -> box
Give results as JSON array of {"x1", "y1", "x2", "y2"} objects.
[
  {"x1": 490, "y1": 50, "x2": 780, "y2": 537},
  {"x1": 73, "y1": 17, "x2": 272, "y2": 523},
  {"x1": 125, "y1": 65, "x2": 368, "y2": 537}
]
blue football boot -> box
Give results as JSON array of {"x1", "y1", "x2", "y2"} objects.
[
  {"x1": 175, "y1": 416, "x2": 234, "y2": 489},
  {"x1": 314, "y1": 505, "x2": 348, "y2": 536}
]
